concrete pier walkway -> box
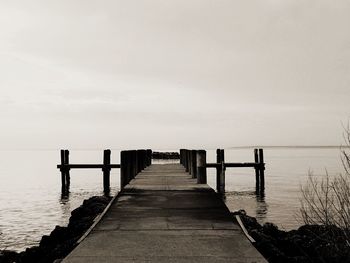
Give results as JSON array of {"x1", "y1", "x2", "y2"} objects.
[{"x1": 63, "y1": 164, "x2": 267, "y2": 263}]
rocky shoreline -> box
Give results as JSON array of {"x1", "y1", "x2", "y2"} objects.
[
  {"x1": 2, "y1": 198, "x2": 349, "y2": 263},
  {"x1": 0, "y1": 196, "x2": 111, "y2": 263},
  {"x1": 232, "y1": 210, "x2": 350, "y2": 263}
]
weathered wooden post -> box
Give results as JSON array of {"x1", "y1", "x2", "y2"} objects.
[
  {"x1": 64, "y1": 150, "x2": 70, "y2": 190},
  {"x1": 196, "y1": 150, "x2": 207, "y2": 184},
  {"x1": 147, "y1": 149, "x2": 152, "y2": 166},
  {"x1": 191, "y1": 150, "x2": 197, "y2": 178},
  {"x1": 103, "y1": 149, "x2": 111, "y2": 194},
  {"x1": 188, "y1": 150, "x2": 192, "y2": 175},
  {"x1": 184, "y1": 150, "x2": 189, "y2": 172},
  {"x1": 143, "y1": 150, "x2": 147, "y2": 169},
  {"x1": 216, "y1": 149, "x2": 221, "y2": 192},
  {"x1": 135, "y1": 150, "x2": 139, "y2": 174},
  {"x1": 180, "y1": 149, "x2": 184, "y2": 165},
  {"x1": 132, "y1": 150, "x2": 137, "y2": 179},
  {"x1": 128, "y1": 151, "x2": 133, "y2": 181},
  {"x1": 218, "y1": 149, "x2": 225, "y2": 193},
  {"x1": 60, "y1": 149, "x2": 66, "y2": 193},
  {"x1": 120, "y1": 151, "x2": 128, "y2": 189},
  {"x1": 254, "y1": 149, "x2": 260, "y2": 190},
  {"x1": 259, "y1": 149, "x2": 265, "y2": 191}
]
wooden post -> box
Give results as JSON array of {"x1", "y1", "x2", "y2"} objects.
[
  {"x1": 188, "y1": 150, "x2": 192, "y2": 175},
  {"x1": 60, "y1": 149, "x2": 66, "y2": 193},
  {"x1": 216, "y1": 149, "x2": 221, "y2": 192},
  {"x1": 120, "y1": 151, "x2": 128, "y2": 189},
  {"x1": 143, "y1": 150, "x2": 147, "y2": 169},
  {"x1": 259, "y1": 149, "x2": 265, "y2": 191},
  {"x1": 64, "y1": 150, "x2": 70, "y2": 189},
  {"x1": 147, "y1": 149, "x2": 152, "y2": 166},
  {"x1": 135, "y1": 150, "x2": 139, "y2": 174},
  {"x1": 132, "y1": 150, "x2": 137, "y2": 179},
  {"x1": 219, "y1": 160, "x2": 226, "y2": 193},
  {"x1": 191, "y1": 150, "x2": 197, "y2": 178},
  {"x1": 196, "y1": 150, "x2": 207, "y2": 184},
  {"x1": 128, "y1": 151, "x2": 133, "y2": 181},
  {"x1": 185, "y1": 150, "x2": 189, "y2": 172},
  {"x1": 219, "y1": 149, "x2": 225, "y2": 193},
  {"x1": 103, "y1": 149, "x2": 111, "y2": 194},
  {"x1": 180, "y1": 149, "x2": 184, "y2": 165},
  {"x1": 254, "y1": 149, "x2": 260, "y2": 190}
]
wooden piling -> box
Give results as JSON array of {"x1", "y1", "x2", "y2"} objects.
[
  {"x1": 120, "y1": 151, "x2": 128, "y2": 189},
  {"x1": 185, "y1": 150, "x2": 189, "y2": 172},
  {"x1": 259, "y1": 149, "x2": 265, "y2": 190},
  {"x1": 188, "y1": 150, "x2": 191, "y2": 173},
  {"x1": 147, "y1": 149, "x2": 152, "y2": 166},
  {"x1": 64, "y1": 150, "x2": 70, "y2": 189},
  {"x1": 254, "y1": 149, "x2": 260, "y2": 190},
  {"x1": 191, "y1": 150, "x2": 197, "y2": 178},
  {"x1": 219, "y1": 160, "x2": 225, "y2": 194},
  {"x1": 103, "y1": 149, "x2": 111, "y2": 194},
  {"x1": 218, "y1": 149, "x2": 225, "y2": 193},
  {"x1": 129, "y1": 151, "x2": 134, "y2": 181},
  {"x1": 196, "y1": 150, "x2": 207, "y2": 184},
  {"x1": 180, "y1": 149, "x2": 184, "y2": 165},
  {"x1": 216, "y1": 149, "x2": 221, "y2": 192},
  {"x1": 60, "y1": 150, "x2": 66, "y2": 193}
]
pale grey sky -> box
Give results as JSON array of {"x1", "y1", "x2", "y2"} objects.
[{"x1": 0, "y1": 0, "x2": 349, "y2": 149}]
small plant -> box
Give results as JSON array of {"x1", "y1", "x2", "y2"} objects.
[{"x1": 299, "y1": 124, "x2": 350, "y2": 247}]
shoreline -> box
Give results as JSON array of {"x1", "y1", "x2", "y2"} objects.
[
  {"x1": 233, "y1": 210, "x2": 350, "y2": 263},
  {"x1": 0, "y1": 196, "x2": 112, "y2": 263},
  {"x1": 1, "y1": 198, "x2": 349, "y2": 263}
]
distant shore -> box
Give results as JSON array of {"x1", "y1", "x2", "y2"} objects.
[{"x1": 228, "y1": 145, "x2": 349, "y2": 149}]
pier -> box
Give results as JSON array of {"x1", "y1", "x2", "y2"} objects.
[
  {"x1": 57, "y1": 149, "x2": 265, "y2": 195},
  {"x1": 58, "y1": 149, "x2": 267, "y2": 263}
]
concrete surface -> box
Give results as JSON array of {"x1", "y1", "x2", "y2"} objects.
[{"x1": 63, "y1": 164, "x2": 267, "y2": 263}]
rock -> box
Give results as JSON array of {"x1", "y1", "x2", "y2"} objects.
[
  {"x1": 0, "y1": 250, "x2": 19, "y2": 263},
  {"x1": 231, "y1": 211, "x2": 350, "y2": 263},
  {"x1": 0, "y1": 195, "x2": 111, "y2": 263}
]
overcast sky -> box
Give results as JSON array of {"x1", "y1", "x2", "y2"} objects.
[{"x1": 0, "y1": 0, "x2": 349, "y2": 150}]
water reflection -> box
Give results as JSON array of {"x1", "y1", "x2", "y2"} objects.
[{"x1": 223, "y1": 189, "x2": 268, "y2": 224}]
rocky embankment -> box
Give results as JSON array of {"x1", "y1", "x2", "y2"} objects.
[
  {"x1": 0, "y1": 196, "x2": 111, "y2": 263},
  {"x1": 232, "y1": 210, "x2": 350, "y2": 263}
]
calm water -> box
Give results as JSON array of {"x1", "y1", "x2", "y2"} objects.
[{"x1": 0, "y1": 148, "x2": 345, "y2": 251}]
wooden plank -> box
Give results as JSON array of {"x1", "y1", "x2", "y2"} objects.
[
  {"x1": 62, "y1": 163, "x2": 267, "y2": 263},
  {"x1": 57, "y1": 164, "x2": 120, "y2": 169},
  {"x1": 207, "y1": 162, "x2": 264, "y2": 168}
]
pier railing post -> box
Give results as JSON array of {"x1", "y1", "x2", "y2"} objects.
[
  {"x1": 143, "y1": 149, "x2": 147, "y2": 169},
  {"x1": 132, "y1": 150, "x2": 137, "y2": 179},
  {"x1": 218, "y1": 149, "x2": 225, "y2": 193},
  {"x1": 254, "y1": 149, "x2": 260, "y2": 190},
  {"x1": 64, "y1": 150, "x2": 70, "y2": 190},
  {"x1": 259, "y1": 149, "x2": 265, "y2": 191},
  {"x1": 103, "y1": 149, "x2": 111, "y2": 195},
  {"x1": 216, "y1": 149, "x2": 221, "y2": 192},
  {"x1": 147, "y1": 149, "x2": 152, "y2": 166},
  {"x1": 191, "y1": 150, "x2": 197, "y2": 178},
  {"x1": 189, "y1": 150, "x2": 193, "y2": 175},
  {"x1": 196, "y1": 150, "x2": 207, "y2": 184},
  {"x1": 120, "y1": 151, "x2": 127, "y2": 189},
  {"x1": 60, "y1": 149, "x2": 66, "y2": 193},
  {"x1": 179, "y1": 149, "x2": 184, "y2": 166}
]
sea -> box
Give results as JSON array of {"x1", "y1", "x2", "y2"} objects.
[{"x1": 0, "y1": 147, "x2": 346, "y2": 252}]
